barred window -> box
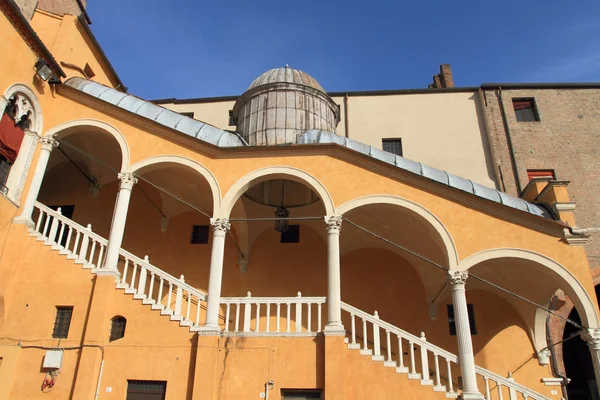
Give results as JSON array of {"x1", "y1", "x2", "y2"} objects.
[
  {"x1": 52, "y1": 306, "x2": 73, "y2": 338},
  {"x1": 127, "y1": 380, "x2": 167, "y2": 399},
  {"x1": 110, "y1": 316, "x2": 127, "y2": 342},
  {"x1": 382, "y1": 138, "x2": 403, "y2": 156},
  {"x1": 281, "y1": 389, "x2": 322, "y2": 399}
]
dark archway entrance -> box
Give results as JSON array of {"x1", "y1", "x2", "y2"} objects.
[{"x1": 563, "y1": 285, "x2": 600, "y2": 400}]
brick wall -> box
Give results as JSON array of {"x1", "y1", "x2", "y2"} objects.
[{"x1": 482, "y1": 87, "x2": 600, "y2": 271}]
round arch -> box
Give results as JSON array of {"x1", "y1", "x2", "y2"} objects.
[
  {"x1": 2, "y1": 83, "x2": 43, "y2": 134},
  {"x1": 458, "y1": 248, "x2": 600, "y2": 331},
  {"x1": 217, "y1": 166, "x2": 335, "y2": 218},
  {"x1": 43, "y1": 119, "x2": 130, "y2": 171},
  {"x1": 336, "y1": 194, "x2": 459, "y2": 269},
  {"x1": 126, "y1": 155, "x2": 221, "y2": 214}
]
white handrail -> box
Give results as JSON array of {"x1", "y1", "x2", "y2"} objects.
[
  {"x1": 221, "y1": 292, "x2": 326, "y2": 335},
  {"x1": 32, "y1": 201, "x2": 207, "y2": 328},
  {"x1": 341, "y1": 301, "x2": 548, "y2": 400}
]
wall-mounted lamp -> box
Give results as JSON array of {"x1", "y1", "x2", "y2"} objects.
[{"x1": 35, "y1": 59, "x2": 60, "y2": 83}]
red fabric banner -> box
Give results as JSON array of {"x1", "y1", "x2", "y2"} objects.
[{"x1": 0, "y1": 113, "x2": 24, "y2": 163}]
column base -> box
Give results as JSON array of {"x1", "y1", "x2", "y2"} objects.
[
  {"x1": 459, "y1": 391, "x2": 484, "y2": 400},
  {"x1": 324, "y1": 323, "x2": 345, "y2": 336},
  {"x1": 196, "y1": 324, "x2": 221, "y2": 336},
  {"x1": 12, "y1": 215, "x2": 33, "y2": 227}
]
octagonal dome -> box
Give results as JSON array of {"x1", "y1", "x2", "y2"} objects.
[{"x1": 248, "y1": 65, "x2": 325, "y2": 92}]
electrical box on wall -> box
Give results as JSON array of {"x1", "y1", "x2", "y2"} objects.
[{"x1": 43, "y1": 350, "x2": 63, "y2": 369}]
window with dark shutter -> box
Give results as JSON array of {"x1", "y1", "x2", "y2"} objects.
[
  {"x1": 127, "y1": 380, "x2": 167, "y2": 400},
  {"x1": 110, "y1": 316, "x2": 127, "y2": 341},
  {"x1": 382, "y1": 138, "x2": 403, "y2": 156},
  {"x1": 527, "y1": 169, "x2": 555, "y2": 180},
  {"x1": 190, "y1": 225, "x2": 209, "y2": 244},
  {"x1": 447, "y1": 304, "x2": 477, "y2": 335},
  {"x1": 281, "y1": 389, "x2": 322, "y2": 399},
  {"x1": 513, "y1": 98, "x2": 539, "y2": 122},
  {"x1": 281, "y1": 225, "x2": 300, "y2": 243},
  {"x1": 52, "y1": 306, "x2": 73, "y2": 338}
]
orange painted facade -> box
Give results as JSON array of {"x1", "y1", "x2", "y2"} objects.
[{"x1": 0, "y1": 4, "x2": 598, "y2": 400}]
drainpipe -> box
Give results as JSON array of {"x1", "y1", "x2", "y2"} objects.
[
  {"x1": 547, "y1": 313, "x2": 569, "y2": 399},
  {"x1": 343, "y1": 94, "x2": 350, "y2": 138},
  {"x1": 477, "y1": 88, "x2": 505, "y2": 191},
  {"x1": 497, "y1": 86, "x2": 523, "y2": 194}
]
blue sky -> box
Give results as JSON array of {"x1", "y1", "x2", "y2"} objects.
[{"x1": 87, "y1": 0, "x2": 600, "y2": 100}]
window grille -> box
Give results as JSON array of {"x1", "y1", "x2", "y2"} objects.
[
  {"x1": 382, "y1": 138, "x2": 403, "y2": 156},
  {"x1": 281, "y1": 389, "x2": 322, "y2": 399},
  {"x1": 127, "y1": 380, "x2": 167, "y2": 400},
  {"x1": 110, "y1": 316, "x2": 127, "y2": 341},
  {"x1": 52, "y1": 306, "x2": 73, "y2": 338}
]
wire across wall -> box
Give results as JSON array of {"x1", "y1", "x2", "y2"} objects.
[{"x1": 51, "y1": 138, "x2": 586, "y2": 330}]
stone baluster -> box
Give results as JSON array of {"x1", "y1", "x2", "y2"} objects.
[
  {"x1": 15, "y1": 135, "x2": 58, "y2": 225},
  {"x1": 324, "y1": 215, "x2": 344, "y2": 334},
  {"x1": 447, "y1": 270, "x2": 483, "y2": 399},
  {"x1": 199, "y1": 218, "x2": 230, "y2": 333}
]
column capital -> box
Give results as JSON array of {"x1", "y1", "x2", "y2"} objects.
[
  {"x1": 447, "y1": 270, "x2": 468, "y2": 286},
  {"x1": 39, "y1": 135, "x2": 58, "y2": 151},
  {"x1": 324, "y1": 215, "x2": 343, "y2": 232},
  {"x1": 210, "y1": 218, "x2": 231, "y2": 233},
  {"x1": 117, "y1": 172, "x2": 138, "y2": 190},
  {"x1": 582, "y1": 328, "x2": 600, "y2": 350}
]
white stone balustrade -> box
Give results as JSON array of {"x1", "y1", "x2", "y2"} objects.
[
  {"x1": 220, "y1": 292, "x2": 327, "y2": 336},
  {"x1": 341, "y1": 301, "x2": 548, "y2": 400}
]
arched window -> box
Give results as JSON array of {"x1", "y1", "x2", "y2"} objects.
[
  {"x1": 0, "y1": 84, "x2": 43, "y2": 204},
  {"x1": 109, "y1": 316, "x2": 126, "y2": 341},
  {"x1": 0, "y1": 94, "x2": 31, "y2": 194}
]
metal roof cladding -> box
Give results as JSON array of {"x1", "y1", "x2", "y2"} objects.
[
  {"x1": 297, "y1": 130, "x2": 553, "y2": 220},
  {"x1": 247, "y1": 65, "x2": 326, "y2": 92},
  {"x1": 64, "y1": 78, "x2": 552, "y2": 220},
  {"x1": 64, "y1": 77, "x2": 245, "y2": 147}
]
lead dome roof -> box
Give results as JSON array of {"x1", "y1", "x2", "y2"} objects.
[{"x1": 248, "y1": 66, "x2": 325, "y2": 92}]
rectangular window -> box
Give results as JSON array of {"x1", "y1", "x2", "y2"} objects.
[
  {"x1": 0, "y1": 156, "x2": 10, "y2": 195},
  {"x1": 127, "y1": 380, "x2": 167, "y2": 400},
  {"x1": 513, "y1": 98, "x2": 539, "y2": 122},
  {"x1": 190, "y1": 225, "x2": 209, "y2": 244},
  {"x1": 52, "y1": 306, "x2": 73, "y2": 338},
  {"x1": 527, "y1": 169, "x2": 556, "y2": 180},
  {"x1": 281, "y1": 225, "x2": 300, "y2": 243},
  {"x1": 447, "y1": 304, "x2": 477, "y2": 336},
  {"x1": 382, "y1": 138, "x2": 403, "y2": 156},
  {"x1": 281, "y1": 389, "x2": 322, "y2": 399}
]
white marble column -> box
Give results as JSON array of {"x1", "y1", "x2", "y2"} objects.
[
  {"x1": 324, "y1": 216, "x2": 344, "y2": 334},
  {"x1": 13, "y1": 135, "x2": 58, "y2": 226},
  {"x1": 199, "y1": 218, "x2": 230, "y2": 333},
  {"x1": 582, "y1": 328, "x2": 600, "y2": 397},
  {"x1": 100, "y1": 173, "x2": 137, "y2": 276},
  {"x1": 447, "y1": 270, "x2": 483, "y2": 399}
]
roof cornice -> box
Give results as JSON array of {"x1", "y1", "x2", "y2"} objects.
[{"x1": 56, "y1": 84, "x2": 567, "y2": 238}]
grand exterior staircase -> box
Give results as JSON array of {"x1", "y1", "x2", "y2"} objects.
[{"x1": 28, "y1": 201, "x2": 549, "y2": 400}]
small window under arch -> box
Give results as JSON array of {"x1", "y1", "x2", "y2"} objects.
[{"x1": 110, "y1": 316, "x2": 127, "y2": 341}]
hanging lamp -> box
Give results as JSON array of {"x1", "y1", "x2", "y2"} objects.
[{"x1": 275, "y1": 180, "x2": 290, "y2": 233}]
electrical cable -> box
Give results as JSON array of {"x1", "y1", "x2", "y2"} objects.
[
  {"x1": 57, "y1": 146, "x2": 96, "y2": 184},
  {"x1": 52, "y1": 138, "x2": 587, "y2": 331},
  {"x1": 343, "y1": 217, "x2": 585, "y2": 330},
  {"x1": 135, "y1": 184, "x2": 166, "y2": 218}
]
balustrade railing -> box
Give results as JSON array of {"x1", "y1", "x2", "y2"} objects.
[
  {"x1": 33, "y1": 202, "x2": 107, "y2": 268},
  {"x1": 32, "y1": 201, "x2": 207, "y2": 329},
  {"x1": 117, "y1": 249, "x2": 207, "y2": 328},
  {"x1": 220, "y1": 292, "x2": 326, "y2": 335},
  {"x1": 341, "y1": 302, "x2": 548, "y2": 400}
]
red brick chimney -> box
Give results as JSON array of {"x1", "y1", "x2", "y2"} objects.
[{"x1": 428, "y1": 64, "x2": 454, "y2": 89}]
